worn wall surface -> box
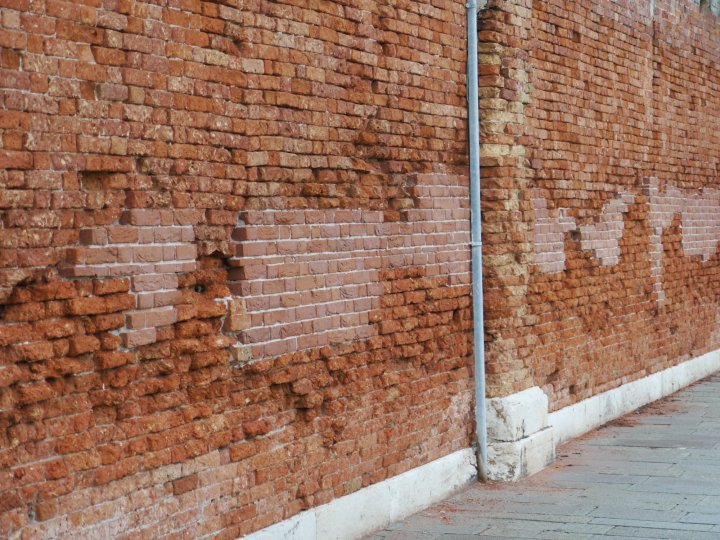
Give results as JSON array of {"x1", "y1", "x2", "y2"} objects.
[
  {"x1": 479, "y1": 0, "x2": 720, "y2": 409},
  {"x1": 3, "y1": 0, "x2": 720, "y2": 537},
  {"x1": 0, "y1": 1, "x2": 474, "y2": 537}
]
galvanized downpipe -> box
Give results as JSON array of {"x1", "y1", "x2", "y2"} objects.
[{"x1": 466, "y1": 0, "x2": 488, "y2": 482}]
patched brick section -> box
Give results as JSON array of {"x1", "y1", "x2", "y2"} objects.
[
  {"x1": 225, "y1": 174, "x2": 470, "y2": 363},
  {"x1": 64, "y1": 211, "x2": 197, "y2": 348},
  {"x1": 578, "y1": 193, "x2": 636, "y2": 266},
  {"x1": 227, "y1": 210, "x2": 384, "y2": 359},
  {"x1": 531, "y1": 194, "x2": 578, "y2": 274},
  {"x1": 532, "y1": 191, "x2": 635, "y2": 273},
  {"x1": 645, "y1": 177, "x2": 720, "y2": 302}
]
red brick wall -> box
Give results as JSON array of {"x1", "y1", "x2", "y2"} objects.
[
  {"x1": 0, "y1": 1, "x2": 474, "y2": 537},
  {"x1": 480, "y1": 0, "x2": 720, "y2": 409},
  {"x1": 4, "y1": 0, "x2": 720, "y2": 536}
]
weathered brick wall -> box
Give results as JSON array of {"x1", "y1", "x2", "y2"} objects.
[
  {"x1": 0, "y1": 1, "x2": 474, "y2": 537},
  {"x1": 4, "y1": 0, "x2": 720, "y2": 536},
  {"x1": 480, "y1": 0, "x2": 720, "y2": 409}
]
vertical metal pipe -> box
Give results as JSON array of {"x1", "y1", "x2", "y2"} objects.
[{"x1": 466, "y1": 0, "x2": 488, "y2": 482}]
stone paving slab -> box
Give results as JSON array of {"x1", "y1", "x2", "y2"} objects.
[{"x1": 367, "y1": 374, "x2": 720, "y2": 540}]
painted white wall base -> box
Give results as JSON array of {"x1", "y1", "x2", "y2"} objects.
[
  {"x1": 549, "y1": 348, "x2": 720, "y2": 445},
  {"x1": 243, "y1": 448, "x2": 477, "y2": 540}
]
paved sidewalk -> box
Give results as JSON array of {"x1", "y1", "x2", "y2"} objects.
[{"x1": 368, "y1": 374, "x2": 720, "y2": 539}]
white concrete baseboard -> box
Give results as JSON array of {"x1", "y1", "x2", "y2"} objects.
[
  {"x1": 244, "y1": 448, "x2": 477, "y2": 540},
  {"x1": 486, "y1": 387, "x2": 555, "y2": 481},
  {"x1": 487, "y1": 426, "x2": 555, "y2": 481},
  {"x1": 549, "y1": 348, "x2": 720, "y2": 445}
]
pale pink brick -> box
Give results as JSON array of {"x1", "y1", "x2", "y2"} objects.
[
  {"x1": 297, "y1": 334, "x2": 318, "y2": 349},
  {"x1": 126, "y1": 311, "x2": 147, "y2": 329},
  {"x1": 122, "y1": 328, "x2": 156, "y2": 348},
  {"x1": 154, "y1": 227, "x2": 182, "y2": 243},
  {"x1": 127, "y1": 307, "x2": 176, "y2": 329},
  {"x1": 279, "y1": 322, "x2": 303, "y2": 338},
  {"x1": 136, "y1": 292, "x2": 155, "y2": 310},
  {"x1": 83, "y1": 247, "x2": 120, "y2": 265},
  {"x1": 295, "y1": 276, "x2": 322, "y2": 290},
  {"x1": 162, "y1": 245, "x2": 176, "y2": 260},
  {"x1": 107, "y1": 226, "x2": 138, "y2": 244},
  {"x1": 242, "y1": 327, "x2": 271, "y2": 344},
  {"x1": 153, "y1": 290, "x2": 181, "y2": 307},
  {"x1": 120, "y1": 209, "x2": 162, "y2": 226},
  {"x1": 180, "y1": 227, "x2": 194, "y2": 242},
  {"x1": 176, "y1": 244, "x2": 197, "y2": 260},
  {"x1": 295, "y1": 306, "x2": 317, "y2": 320},
  {"x1": 133, "y1": 245, "x2": 163, "y2": 263},
  {"x1": 235, "y1": 242, "x2": 265, "y2": 257},
  {"x1": 137, "y1": 228, "x2": 154, "y2": 243},
  {"x1": 259, "y1": 339, "x2": 292, "y2": 357},
  {"x1": 280, "y1": 293, "x2": 302, "y2": 308},
  {"x1": 146, "y1": 307, "x2": 177, "y2": 327},
  {"x1": 154, "y1": 261, "x2": 196, "y2": 273},
  {"x1": 174, "y1": 209, "x2": 203, "y2": 225},
  {"x1": 264, "y1": 309, "x2": 292, "y2": 325},
  {"x1": 132, "y1": 273, "x2": 178, "y2": 292}
]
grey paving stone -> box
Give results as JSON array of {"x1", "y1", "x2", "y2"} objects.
[
  {"x1": 470, "y1": 537, "x2": 535, "y2": 540},
  {"x1": 467, "y1": 512, "x2": 592, "y2": 524},
  {"x1": 600, "y1": 526, "x2": 720, "y2": 539},
  {"x1": 536, "y1": 533, "x2": 594, "y2": 540},
  {"x1": 629, "y1": 477, "x2": 720, "y2": 496},
  {"x1": 695, "y1": 494, "x2": 720, "y2": 509},
  {"x1": 589, "y1": 507, "x2": 688, "y2": 522},
  {"x1": 680, "y1": 512, "x2": 720, "y2": 525},
  {"x1": 589, "y1": 517, "x2": 713, "y2": 531}
]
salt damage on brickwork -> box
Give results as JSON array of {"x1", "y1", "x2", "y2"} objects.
[
  {"x1": 531, "y1": 190, "x2": 635, "y2": 274},
  {"x1": 531, "y1": 180, "x2": 720, "y2": 304},
  {"x1": 64, "y1": 209, "x2": 198, "y2": 349},
  {"x1": 478, "y1": 0, "x2": 720, "y2": 410},
  {"x1": 57, "y1": 174, "x2": 470, "y2": 365},
  {"x1": 644, "y1": 177, "x2": 720, "y2": 302},
  {"x1": 0, "y1": 169, "x2": 473, "y2": 538}
]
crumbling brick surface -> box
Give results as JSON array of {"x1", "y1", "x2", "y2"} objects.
[
  {"x1": 479, "y1": 0, "x2": 720, "y2": 408},
  {"x1": 0, "y1": 1, "x2": 473, "y2": 537},
  {"x1": 3, "y1": 0, "x2": 720, "y2": 536}
]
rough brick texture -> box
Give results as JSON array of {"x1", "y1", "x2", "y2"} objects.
[
  {"x1": 0, "y1": 1, "x2": 473, "y2": 538},
  {"x1": 2, "y1": 0, "x2": 720, "y2": 537},
  {"x1": 480, "y1": 0, "x2": 720, "y2": 408}
]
